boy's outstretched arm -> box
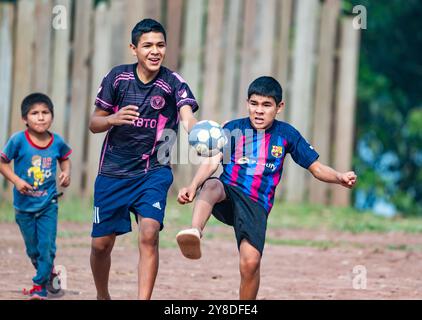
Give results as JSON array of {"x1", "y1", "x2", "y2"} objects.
[
  {"x1": 58, "y1": 158, "x2": 71, "y2": 188},
  {"x1": 178, "y1": 152, "x2": 223, "y2": 204},
  {"x1": 308, "y1": 161, "x2": 357, "y2": 189},
  {"x1": 179, "y1": 105, "x2": 197, "y2": 133},
  {"x1": 0, "y1": 158, "x2": 33, "y2": 194},
  {"x1": 89, "y1": 106, "x2": 140, "y2": 133}
]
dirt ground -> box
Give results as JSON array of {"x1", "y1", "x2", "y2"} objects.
[{"x1": 0, "y1": 222, "x2": 421, "y2": 300}]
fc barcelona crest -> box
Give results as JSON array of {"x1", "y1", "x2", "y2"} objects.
[{"x1": 271, "y1": 145, "x2": 283, "y2": 158}]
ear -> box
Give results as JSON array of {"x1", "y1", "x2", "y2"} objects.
[
  {"x1": 22, "y1": 117, "x2": 28, "y2": 126},
  {"x1": 129, "y1": 43, "x2": 137, "y2": 56},
  {"x1": 276, "y1": 101, "x2": 285, "y2": 114}
]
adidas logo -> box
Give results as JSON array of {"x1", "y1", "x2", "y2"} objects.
[{"x1": 152, "y1": 202, "x2": 161, "y2": 210}]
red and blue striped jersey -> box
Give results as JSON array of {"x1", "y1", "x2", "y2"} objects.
[{"x1": 220, "y1": 118, "x2": 319, "y2": 213}]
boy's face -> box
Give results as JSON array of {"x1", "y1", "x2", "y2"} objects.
[
  {"x1": 23, "y1": 103, "x2": 53, "y2": 133},
  {"x1": 247, "y1": 94, "x2": 284, "y2": 130},
  {"x1": 130, "y1": 32, "x2": 166, "y2": 76}
]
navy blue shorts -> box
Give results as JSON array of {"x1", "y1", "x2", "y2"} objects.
[{"x1": 91, "y1": 167, "x2": 173, "y2": 238}]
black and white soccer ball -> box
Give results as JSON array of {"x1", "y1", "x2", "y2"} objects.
[{"x1": 188, "y1": 120, "x2": 227, "y2": 157}]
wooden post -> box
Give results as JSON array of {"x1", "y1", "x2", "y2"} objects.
[
  {"x1": 237, "y1": 0, "x2": 257, "y2": 118},
  {"x1": 202, "y1": 0, "x2": 225, "y2": 122},
  {"x1": 331, "y1": 17, "x2": 360, "y2": 207},
  {"x1": 33, "y1": 0, "x2": 53, "y2": 94},
  {"x1": 10, "y1": 0, "x2": 35, "y2": 134},
  {"x1": 110, "y1": 0, "x2": 128, "y2": 66},
  {"x1": 0, "y1": 2, "x2": 14, "y2": 197},
  {"x1": 85, "y1": 2, "x2": 111, "y2": 197},
  {"x1": 67, "y1": 0, "x2": 93, "y2": 194},
  {"x1": 220, "y1": 0, "x2": 242, "y2": 121},
  {"x1": 145, "y1": 0, "x2": 162, "y2": 21},
  {"x1": 309, "y1": 0, "x2": 340, "y2": 205},
  {"x1": 165, "y1": 0, "x2": 183, "y2": 71},
  {"x1": 177, "y1": 0, "x2": 206, "y2": 190},
  {"x1": 285, "y1": 0, "x2": 320, "y2": 203},
  {"x1": 250, "y1": 0, "x2": 277, "y2": 79},
  {"x1": 50, "y1": 0, "x2": 72, "y2": 138},
  {"x1": 122, "y1": 0, "x2": 146, "y2": 64}
]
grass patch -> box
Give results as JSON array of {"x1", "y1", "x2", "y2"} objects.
[{"x1": 2, "y1": 196, "x2": 422, "y2": 235}]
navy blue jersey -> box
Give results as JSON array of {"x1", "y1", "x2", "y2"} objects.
[
  {"x1": 220, "y1": 118, "x2": 319, "y2": 213},
  {"x1": 95, "y1": 64, "x2": 198, "y2": 178}
]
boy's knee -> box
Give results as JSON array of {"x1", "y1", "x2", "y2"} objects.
[
  {"x1": 202, "y1": 179, "x2": 224, "y2": 199},
  {"x1": 91, "y1": 239, "x2": 114, "y2": 257},
  {"x1": 239, "y1": 255, "x2": 261, "y2": 277},
  {"x1": 139, "y1": 226, "x2": 159, "y2": 247}
]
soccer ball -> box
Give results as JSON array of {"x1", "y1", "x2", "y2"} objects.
[{"x1": 188, "y1": 120, "x2": 227, "y2": 157}]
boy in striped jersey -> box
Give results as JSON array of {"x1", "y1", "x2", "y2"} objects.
[{"x1": 176, "y1": 76, "x2": 357, "y2": 300}]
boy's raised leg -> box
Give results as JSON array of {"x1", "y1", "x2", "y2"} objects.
[
  {"x1": 90, "y1": 235, "x2": 116, "y2": 300},
  {"x1": 138, "y1": 217, "x2": 160, "y2": 300},
  {"x1": 177, "y1": 179, "x2": 226, "y2": 259},
  {"x1": 239, "y1": 239, "x2": 261, "y2": 300}
]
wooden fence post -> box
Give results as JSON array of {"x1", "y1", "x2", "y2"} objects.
[
  {"x1": 85, "y1": 2, "x2": 111, "y2": 197},
  {"x1": 331, "y1": 17, "x2": 360, "y2": 207},
  {"x1": 67, "y1": 0, "x2": 93, "y2": 195},
  {"x1": 220, "y1": 0, "x2": 242, "y2": 121},
  {"x1": 50, "y1": 0, "x2": 72, "y2": 138},
  {"x1": 309, "y1": 0, "x2": 340, "y2": 205},
  {"x1": 0, "y1": 2, "x2": 14, "y2": 198},
  {"x1": 285, "y1": 0, "x2": 320, "y2": 203},
  {"x1": 10, "y1": 0, "x2": 35, "y2": 134},
  {"x1": 33, "y1": 0, "x2": 53, "y2": 94},
  {"x1": 122, "y1": 0, "x2": 146, "y2": 64},
  {"x1": 165, "y1": 0, "x2": 183, "y2": 71},
  {"x1": 202, "y1": 0, "x2": 225, "y2": 122}
]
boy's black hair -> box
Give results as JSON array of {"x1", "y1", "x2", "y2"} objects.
[
  {"x1": 131, "y1": 18, "x2": 167, "y2": 46},
  {"x1": 247, "y1": 76, "x2": 283, "y2": 105},
  {"x1": 21, "y1": 93, "x2": 54, "y2": 118}
]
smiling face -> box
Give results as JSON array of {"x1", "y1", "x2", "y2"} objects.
[
  {"x1": 130, "y1": 31, "x2": 166, "y2": 80},
  {"x1": 23, "y1": 103, "x2": 53, "y2": 134},
  {"x1": 247, "y1": 94, "x2": 284, "y2": 130}
]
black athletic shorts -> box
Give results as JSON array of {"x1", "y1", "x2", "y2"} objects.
[{"x1": 204, "y1": 178, "x2": 268, "y2": 256}]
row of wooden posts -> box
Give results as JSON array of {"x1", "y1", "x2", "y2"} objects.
[{"x1": 0, "y1": 0, "x2": 360, "y2": 207}]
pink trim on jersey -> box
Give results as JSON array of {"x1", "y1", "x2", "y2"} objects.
[
  {"x1": 143, "y1": 114, "x2": 168, "y2": 172},
  {"x1": 229, "y1": 135, "x2": 246, "y2": 186},
  {"x1": 267, "y1": 158, "x2": 284, "y2": 213},
  {"x1": 172, "y1": 72, "x2": 186, "y2": 83},
  {"x1": 99, "y1": 131, "x2": 110, "y2": 174},
  {"x1": 113, "y1": 73, "x2": 135, "y2": 88},
  {"x1": 95, "y1": 97, "x2": 113, "y2": 107},
  {"x1": 250, "y1": 133, "x2": 271, "y2": 202},
  {"x1": 156, "y1": 79, "x2": 172, "y2": 92},
  {"x1": 154, "y1": 82, "x2": 171, "y2": 94}
]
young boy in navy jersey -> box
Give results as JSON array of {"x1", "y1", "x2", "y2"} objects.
[
  {"x1": 176, "y1": 76, "x2": 357, "y2": 300},
  {"x1": 89, "y1": 19, "x2": 198, "y2": 300},
  {"x1": 0, "y1": 93, "x2": 72, "y2": 299}
]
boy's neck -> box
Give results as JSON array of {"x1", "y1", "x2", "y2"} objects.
[
  {"x1": 26, "y1": 128, "x2": 52, "y2": 146},
  {"x1": 136, "y1": 64, "x2": 160, "y2": 84}
]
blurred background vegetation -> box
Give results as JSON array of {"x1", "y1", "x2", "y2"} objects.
[{"x1": 344, "y1": 0, "x2": 422, "y2": 216}]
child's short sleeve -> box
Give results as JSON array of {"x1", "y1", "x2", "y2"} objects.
[
  {"x1": 1, "y1": 134, "x2": 19, "y2": 163},
  {"x1": 94, "y1": 70, "x2": 117, "y2": 113},
  {"x1": 288, "y1": 128, "x2": 319, "y2": 169},
  {"x1": 55, "y1": 135, "x2": 72, "y2": 161},
  {"x1": 172, "y1": 72, "x2": 199, "y2": 113}
]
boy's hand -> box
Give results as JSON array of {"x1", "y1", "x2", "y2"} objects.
[
  {"x1": 59, "y1": 171, "x2": 71, "y2": 188},
  {"x1": 338, "y1": 171, "x2": 357, "y2": 189},
  {"x1": 15, "y1": 179, "x2": 33, "y2": 194},
  {"x1": 178, "y1": 185, "x2": 197, "y2": 204},
  {"x1": 107, "y1": 105, "x2": 140, "y2": 126}
]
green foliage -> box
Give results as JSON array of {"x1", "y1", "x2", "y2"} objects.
[{"x1": 344, "y1": 0, "x2": 422, "y2": 215}]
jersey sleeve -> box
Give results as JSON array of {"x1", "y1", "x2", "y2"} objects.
[
  {"x1": 55, "y1": 135, "x2": 73, "y2": 161},
  {"x1": 172, "y1": 72, "x2": 199, "y2": 113},
  {"x1": 1, "y1": 134, "x2": 19, "y2": 163},
  {"x1": 94, "y1": 69, "x2": 117, "y2": 113},
  {"x1": 287, "y1": 128, "x2": 319, "y2": 169}
]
